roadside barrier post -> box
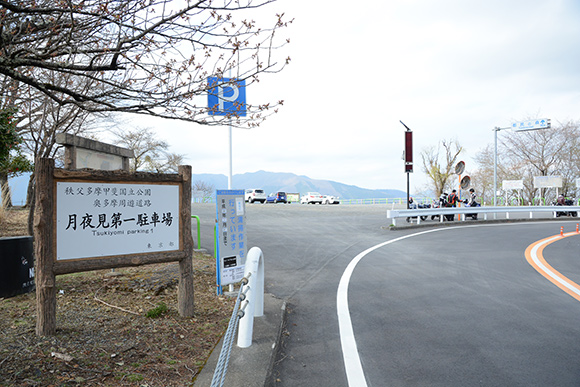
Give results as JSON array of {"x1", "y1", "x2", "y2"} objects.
[
  {"x1": 191, "y1": 215, "x2": 201, "y2": 249},
  {"x1": 237, "y1": 247, "x2": 264, "y2": 348}
]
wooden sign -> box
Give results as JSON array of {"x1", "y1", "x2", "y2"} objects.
[{"x1": 34, "y1": 158, "x2": 194, "y2": 336}]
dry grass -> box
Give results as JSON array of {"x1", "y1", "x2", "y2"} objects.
[
  {"x1": 0, "y1": 207, "x2": 29, "y2": 237},
  {"x1": 0, "y1": 207, "x2": 233, "y2": 386}
]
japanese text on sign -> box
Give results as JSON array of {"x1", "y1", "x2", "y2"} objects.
[
  {"x1": 56, "y1": 182, "x2": 180, "y2": 260},
  {"x1": 216, "y1": 190, "x2": 247, "y2": 285}
]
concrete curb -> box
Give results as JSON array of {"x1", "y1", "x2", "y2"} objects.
[{"x1": 193, "y1": 293, "x2": 287, "y2": 387}]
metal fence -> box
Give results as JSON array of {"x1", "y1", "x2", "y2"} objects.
[
  {"x1": 387, "y1": 205, "x2": 580, "y2": 227},
  {"x1": 192, "y1": 196, "x2": 580, "y2": 206}
]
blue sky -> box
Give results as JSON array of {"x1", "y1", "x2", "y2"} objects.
[{"x1": 40, "y1": 0, "x2": 580, "y2": 193}]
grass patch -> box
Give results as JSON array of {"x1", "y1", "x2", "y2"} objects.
[
  {"x1": 125, "y1": 374, "x2": 144, "y2": 382},
  {"x1": 145, "y1": 302, "x2": 168, "y2": 318}
]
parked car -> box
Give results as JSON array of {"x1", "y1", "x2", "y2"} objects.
[
  {"x1": 301, "y1": 192, "x2": 323, "y2": 204},
  {"x1": 266, "y1": 191, "x2": 287, "y2": 203},
  {"x1": 322, "y1": 195, "x2": 340, "y2": 205},
  {"x1": 245, "y1": 188, "x2": 267, "y2": 203}
]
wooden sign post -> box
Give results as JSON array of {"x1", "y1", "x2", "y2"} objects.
[{"x1": 34, "y1": 158, "x2": 194, "y2": 336}]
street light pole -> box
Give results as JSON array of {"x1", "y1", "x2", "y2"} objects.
[
  {"x1": 493, "y1": 126, "x2": 511, "y2": 207},
  {"x1": 493, "y1": 127, "x2": 499, "y2": 206}
]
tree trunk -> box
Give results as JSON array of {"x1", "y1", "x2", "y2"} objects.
[
  {"x1": 27, "y1": 191, "x2": 35, "y2": 237},
  {"x1": 26, "y1": 173, "x2": 36, "y2": 236},
  {"x1": 25, "y1": 173, "x2": 35, "y2": 208},
  {"x1": 0, "y1": 172, "x2": 13, "y2": 208}
]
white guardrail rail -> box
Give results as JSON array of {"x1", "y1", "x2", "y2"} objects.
[{"x1": 386, "y1": 205, "x2": 580, "y2": 227}]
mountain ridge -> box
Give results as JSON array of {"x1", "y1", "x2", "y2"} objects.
[
  {"x1": 6, "y1": 170, "x2": 409, "y2": 205},
  {"x1": 191, "y1": 170, "x2": 407, "y2": 200}
]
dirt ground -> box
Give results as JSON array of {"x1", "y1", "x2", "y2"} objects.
[{"x1": 0, "y1": 208, "x2": 233, "y2": 386}]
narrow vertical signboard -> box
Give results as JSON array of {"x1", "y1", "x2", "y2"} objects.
[{"x1": 216, "y1": 190, "x2": 247, "y2": 288}]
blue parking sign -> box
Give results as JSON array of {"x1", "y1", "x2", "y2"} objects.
[{"x1": 207, "y1": 77, "x2": 246, "y2": 116}]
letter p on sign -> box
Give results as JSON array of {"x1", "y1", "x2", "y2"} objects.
[{"x1": 208, "y1": 77, "x2": 247, "y2": 116}]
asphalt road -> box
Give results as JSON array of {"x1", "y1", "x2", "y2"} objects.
[{"x1": 191, "y1": 202, "x2": 580, "y2": 386}]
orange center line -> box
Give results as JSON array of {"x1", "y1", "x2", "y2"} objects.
[{"x1": 525, "y1": 232, "x2": 580, "y2": 302}]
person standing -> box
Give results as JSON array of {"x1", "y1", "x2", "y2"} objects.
[
  {"x1": 468, "y1": 188, "x2": 478, "y2": 206},
  {"x1": 448, "y1": 189, "x2": 459, "y2": 207},
  {"x1": 467, "y1": 188, "x2": 479, "y2": 220}
]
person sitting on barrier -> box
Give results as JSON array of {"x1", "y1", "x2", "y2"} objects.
[{"x1": 439, "y1": 192, "x2": 448, "y2": 207}]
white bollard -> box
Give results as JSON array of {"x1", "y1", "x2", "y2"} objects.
[{"x1": 237, "y1": 247, "x2": 264, "y2": 348}]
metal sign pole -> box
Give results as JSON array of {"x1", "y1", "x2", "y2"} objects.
[
  {"x1": 406, "y1": 173, "x2": 410, "y2": 209},
  {"x1": 228, "y1": 122, "x2": 233, "y2": 190},
  {"x1": 207, "y1": 76, "x2": 247, "y2": 191},
  {"x1": 494, "y1": 127, "x2": 499, "y2": 208}
]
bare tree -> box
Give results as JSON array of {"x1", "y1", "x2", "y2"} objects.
[
  {"x1": 1, "y1": 62, "x2": 106, "y2": 207},
  {"x1": 470, "y1": 144, "x2": 495, "y2": 204},
  {"x1": 421, "y1": 138, "x2": 464, "y2": 197},
  {"x1": 502, "y1": 126, "x2": 566, "y2": 177},
  {"x1": 112, "y1": 126, "x2": 184, "y2": 173},
  {"x1": 145, "y1": 152, "x2": 185, "y2": 174},
  {"x1": 0, "y1": 1, "x2": 292, "y2": 127},
  {"x1": 193, "y1": 180, "x2": 215, "y2": 202},
  {"x1": 502, "y1": 121, "x2": 577, "y2": 203},
  {"x1": 473, "y1": 120, "x2": 580, "y2": 204},
  {"x1": 552, "y1": 121, "x2": 580, "y2": 198}
]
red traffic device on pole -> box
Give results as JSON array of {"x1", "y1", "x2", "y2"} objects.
[
  {"x1": 404, "y1": 130, "x2": 413, "y2": 173},
  {"x1": 400, "y1": 121, "x2": 413, "y2": 173},
  {"x1": 400, "y1": 121, "x2": 413, "y2": 209}
]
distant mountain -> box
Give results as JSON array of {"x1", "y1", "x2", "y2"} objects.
[
  {"x1": 192, "y1": 170, "x2": 406, "y2": 200},
  {"x1": 4, "y1": 170, "x2": 408, "y2": 206}
]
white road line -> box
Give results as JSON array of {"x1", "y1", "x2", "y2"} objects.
[{"x1": 336, "y1": 228, "x2": 447, "y2": 387}]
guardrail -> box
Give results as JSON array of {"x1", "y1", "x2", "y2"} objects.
[
  {"x1": 386, "y1": 206, "x2": 580, "y2": 227},
  {"x1": 341, "y1": 198, "x2": 412, "y2": 205}
]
